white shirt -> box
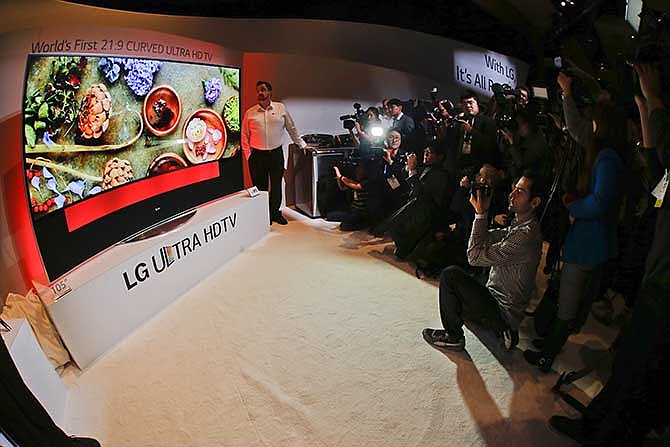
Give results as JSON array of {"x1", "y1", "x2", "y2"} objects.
[
  {"x1": 391, "y1": 112, "x2": 404, "y2": 126},
  {"x1": 241, "y1": 101, "x2": 306, "y2": 152}
]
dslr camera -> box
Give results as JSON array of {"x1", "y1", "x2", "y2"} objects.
[{"x1": 470, "y1": 182, "x2": 493, "y2": 198}]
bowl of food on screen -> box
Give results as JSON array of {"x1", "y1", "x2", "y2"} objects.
[
  {"x1": 182, "y1": 108, "x2": 227, "y2": 164},
  {"x1": 143, "y1": 85, "x2": 182, "y2": 137},
  {"x1": 146, "y1": 152, "x2": 188, "y2": 176}
]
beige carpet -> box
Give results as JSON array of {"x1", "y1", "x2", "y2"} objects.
[{"x1": 61, "y1": 208, "x2": 593, "y2": 446}]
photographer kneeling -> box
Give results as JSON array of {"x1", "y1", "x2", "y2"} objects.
[
  {"x1": 422, "y1": 171, "x2": 544, "y2": 351},
  {"x1": 333, "y1": 163, "x2": 370, "y2": 231}
]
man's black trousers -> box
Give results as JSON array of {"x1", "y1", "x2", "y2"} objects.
[
  {"x1": 439, "y1": 266, "x2": 509, "y2": 337},
  {"x1": 249, "y1": 147, "x2": 284, "y2": 220}
]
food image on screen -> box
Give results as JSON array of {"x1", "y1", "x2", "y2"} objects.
[{"x1": 23, "y1": 54, "x2": 241, "y2": 220}]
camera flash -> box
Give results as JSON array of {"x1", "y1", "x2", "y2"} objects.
[{"x1": 370, "y1": 126, "x2": 384, "y2": 137}]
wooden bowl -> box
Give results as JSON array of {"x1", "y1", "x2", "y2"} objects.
[
  {"x1": 182, "y1": 108, "x2": 227, "y2": 164},
  {"x1": 143, "y1": 85, "x2": 182, "y2": 137},
  {"x1": 146, "y1": 152, "x2": 188, "y2": 176}
]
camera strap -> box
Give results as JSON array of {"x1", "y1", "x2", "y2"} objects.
[
  {"x1": 462, "y1": 116, "x2": 474, "y2": 155},
  {"x1": 652, "y1": 169, "x2": 669, "y2": 208}
]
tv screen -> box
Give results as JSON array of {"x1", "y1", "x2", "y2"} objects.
[
  {"x1": 22, "y1": 54, "x2": 244, "y2": 280},
  {"x1": 24, "y1": 54, "x2": 240, "y2": 218}
]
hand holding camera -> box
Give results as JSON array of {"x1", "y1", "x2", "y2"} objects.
[
  {"x1": 635, "y1": 64, "x2": 664, "y2": 111},
  {"x1": 457, "y1": 119, "x2": 473, "y2": 133},
  {"x1": 500, "y1": 128, "x2": 514, "y2": 145},
  {"x1": 469, "y1": 184, "x2": 492, "y2": 215},
  {"x1": 557, "y1": 71, "x2": 573, "y2": 96}
]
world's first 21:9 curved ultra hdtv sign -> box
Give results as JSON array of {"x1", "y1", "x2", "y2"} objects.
[{"x1": 22, "y1": 54, "x2": 241, "y2": 220}]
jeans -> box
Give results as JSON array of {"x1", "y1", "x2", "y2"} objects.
[
  {"x1": 557, "y1": 263, "x2": 603, "y2": 329},
  {"x1": 439, "y1": 266, "x2": 508, "y2": 338}
]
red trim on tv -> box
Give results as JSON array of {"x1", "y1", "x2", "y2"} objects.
[
  {"x1": 1, "y1": 114, "x2": 48, "y2": 289},
  {"x1": 65, "y1": 163, "x2": 220, "y2": 232}
]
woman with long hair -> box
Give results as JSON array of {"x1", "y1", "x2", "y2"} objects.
[{"x1": 525, "y1": 91, "x2": 627, "y2": 372}]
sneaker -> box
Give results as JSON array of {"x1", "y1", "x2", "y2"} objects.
[
  {"x1": 272, "y1": 214, "x2": 288, "y2": 225},
  {"x1": 422, "y1": 328, "x2": 465, "y2": 351},
  {"x1": 523, "y1": 349, "x2": 553, "y2": 373},
  {"x1": 548, "y1": 415, "x2": 589, "y2": 444}
]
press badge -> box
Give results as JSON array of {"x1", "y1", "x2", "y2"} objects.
[
  {"x1": 652, "y1": 169, "x2": 669, "y2": 208},
  {"x1": 462, "y1": 141, "x2": 472, "y2": 155},
  {"x1": 387, "y1": 175, "x2": 401, "y2": 190}
]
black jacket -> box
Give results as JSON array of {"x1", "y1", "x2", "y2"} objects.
[{"x1": 447, "y1": 113, "x2": 498, "y2": 176}]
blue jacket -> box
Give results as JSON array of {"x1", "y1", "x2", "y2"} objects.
[{"x1": 562, "y1": 148, "x2": 624, "y2": 265}]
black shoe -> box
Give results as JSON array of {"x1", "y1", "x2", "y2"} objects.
[
  {"x1": 532, "y1": 338, "x2": 545, "y2": 350},
  {"x1": 370, "y1": 226, "x2": 386, "y2": 237},
  {"x1": 523, "y1": 349, "x2": 553, "y2": 373},
  {"x1": 422, "y1": 328, "x2": 465, "y2": 351},
  {"x1": 394, "y1": 247, "x2": 408, "y2": 260},
  {"x1": 499, "y1": 329, "x2": 519, "y2": 350},
  {"x1": 272, "y1": 214, "x2": 288, "y2": 225},
  {"x1": 69, "y1": 437, "x2": 101, "y2": 447},
  {"x1": 548, "y1": 415, "x2": 589, "y2": 444}
]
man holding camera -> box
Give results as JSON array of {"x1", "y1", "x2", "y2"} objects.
[
  {"x1": 500, "y1": 109, "x2": 550, "y2": 181},
  {"x1": 442, "y1": 90, "x2": 498, "y2": 178},
  {"x1": 242, "y1": 80, "x2": 313, "y2": 225},
  {"x1": 422, "y1": 171, "x2": 544, "y2": 351}
]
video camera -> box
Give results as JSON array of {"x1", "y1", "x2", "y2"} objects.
[
  {"x1": 428, "y1": 87, "x2": 460, "y2": 126},
  {"x1": 339, "y1": 103, "x2": 366, "y2": 130},
  {"x1": 491, "y1": 82, "x2": 522, "y2": 130}
]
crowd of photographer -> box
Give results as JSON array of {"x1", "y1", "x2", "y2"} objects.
[{"x1": 321, "y1": 56, "x2": 670, "y2": 444}]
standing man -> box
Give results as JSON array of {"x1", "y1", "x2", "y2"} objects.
[
  {"x1": 242, "y1": 80, "x2": 312, "y2": 225},
  {"x1": 387, "y1": 98, "x2": 415, "y2": 139},
  {"x1": 387, "y1": 98, "x2": 416, "y2": 158},
  {"x1": 445, "y1": 90, "x2": 498, "y2": 178}
]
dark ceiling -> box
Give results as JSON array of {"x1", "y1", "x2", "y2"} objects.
[
  {"x1": 70, "y1": 0, "x2": 630, "y2": 85},
  {"x1": 67, "y1": 0, "x2": 629, "y2": 65}
]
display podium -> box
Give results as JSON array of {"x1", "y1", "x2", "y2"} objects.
[
  {"x1": 47, "y1": 191, "x2": 269, "y2": 369},
  {"x1": 292, "y1": 146, "x2": 355, "y2": 218}
]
